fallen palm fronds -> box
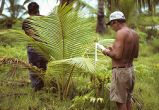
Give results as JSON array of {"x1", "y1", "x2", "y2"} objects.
[
  {"x1": 0, "y1": 93, "x2": 28, "y2": 99},
  {"x1": 0, "y1": 80, "x2": 30, "y2": 87},
  {"x1": 0, "y1": 57, "x2": 44, "y2": 75}
]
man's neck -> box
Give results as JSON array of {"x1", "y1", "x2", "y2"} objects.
[
  {"x1": 117, "y1": 23, "x2": 127, "y2": 31},
  {"x1": 29, "y1": 12, "x2": 39, "y2": 16}
]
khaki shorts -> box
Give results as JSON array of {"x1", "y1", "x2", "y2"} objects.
[{"x1": 110, "y1": 66, "x2": 135, "y2": 103}]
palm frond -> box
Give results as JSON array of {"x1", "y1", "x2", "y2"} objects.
[
  {"x1": 0, "y1": 14, "x2": 9, "y2": 18},
  {"x1": 0, "y1": 57, "x2": 44, "y2": 74},
  {"x1": 2, "y1": 5, "x2": 96, "y2": 94},
  {"x1": 74, "y1": 0, "x2": 97, "y2": 14},
  {"x1": 23, "y1": 0, "x2": 33, "y2": 6},
  {"x1": 5, "y1": 29, "x2": 51, "y2": 60},
  {"x1": 48, "y1": 57, "x2": 95, "y2": 74},
  {"x1": 23, "y1": 5, "x2": 94, "y2": 60},
  {"x1": 18, "y1": 11, "x2": 28, "y2": 19}
]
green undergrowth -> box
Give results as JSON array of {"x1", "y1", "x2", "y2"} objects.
[{"x1": 0, "y1": 29, "x2": 159, "y2": 109}]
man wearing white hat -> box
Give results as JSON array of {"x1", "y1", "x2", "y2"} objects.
[{"x1": 99, "y1": 11, "x2": 139, "y2": 110}]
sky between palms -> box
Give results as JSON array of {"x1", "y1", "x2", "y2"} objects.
[
  {"x1": 21, "y1": 0, "x2": 97, "y2": 16},
  {"x1": 1, "y1": 0, "x2": 97, "y2": 17},
  {"x1": 32, "y1": 0, "x2": 97, "y2": 16}
]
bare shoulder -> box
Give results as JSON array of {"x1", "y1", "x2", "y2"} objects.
[
  {"x1": 130, "y1": 29, "x2": 139, "y2": 39},
  {"x1": 116, "y1": 28, "x2": 128, "y2": 40}
]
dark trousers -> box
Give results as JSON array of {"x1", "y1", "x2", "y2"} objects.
[{"x1": 27, "y1": 47, "x2": 48, "y2": 91}]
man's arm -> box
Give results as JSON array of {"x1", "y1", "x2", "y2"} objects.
[
  {"x1": 22, "y1": 19, "x2": 33, "y2": 36},
  {"x1": 22, "y1": 19, "x2": 46, "y2": 43},
  {"x1": 103, "y1": 30, "x2": 126, "y2": 59},
  {"x1": 25, "y1": 29, "x2": 46, "y2": 43}
]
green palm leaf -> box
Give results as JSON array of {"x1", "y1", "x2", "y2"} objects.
[
  {"x1": 5, "y1": 29, "x2": 51, "y2": 60},
  {"x1": 48, "y1": 57, "x2": 95, "y2": 75},
  {"x1": 1, "y1": 5, "x2": 96, "y2": 76},
  {"x1": 27, "y1": 5, "x2": 94, "y2": 60},
  {"x1": 1, "y1": 5, "x2": 96, "y2": 99}
]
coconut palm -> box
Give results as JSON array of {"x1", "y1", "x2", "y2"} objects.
[
  {"x1": 106, "y1": 0, "x2": 159, "y2": 16},
  {"x1": 3, "y1": 4, "x2": 96, "y2": 99},
  {"x1": 135, "y1": 0, "x2": 159, "y2": 15},
  {"x1": 0, "y1": 0, "x2": 5, "y2": 14},
  {"x1": 58, "y1": 0, "x2": 107, "y2": 36},
  {"x1": 106, "y1": 0, "x2": 120, "y2": 12},
  {"x1": 0, "y1": 0, "x2": 32, "y2": 28},
  {"x1": 96, "y1": 0, "x2": 106, "y2": 35},
  {"x1": 144, "y1": 0, "x2": 159, "y2": 15}
]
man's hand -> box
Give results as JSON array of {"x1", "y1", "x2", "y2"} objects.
[
  {"x1": 96, "y1": 43, "x2": 110, "y2": 56},
  {"x1": 101, "y1": 48, "x2": 110, "y2": 56},
  {"x1": 96, "y1": 43, "x2": 105, "y2": 51},
  {"x1": 108, "y1": 46, "x2": 113, "y2": 51},
  {"x1": 102, "y1": 48, "x2": 110, "y2": 53}
]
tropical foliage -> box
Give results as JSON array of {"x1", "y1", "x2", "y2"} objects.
[
  {"x1": 0, "y1": 0, "x2": 159, "y2": 110},
  {"x1": 1, "y1": 4, "x2": 97, "y2": 100},
  {"x1": 0, "y1": 0, "x2": 33, "y2": 28}
]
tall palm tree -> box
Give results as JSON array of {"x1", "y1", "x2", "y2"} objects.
[
  {"x1": 136, "y1": 0, "x2": 143, "y2": 13},
  {"x1": 0, "y1": 0, "x2": 5, "y2": 14},
  {"x1": 106, "y1": 0, "x2": 119, "y2": 12},
  {"x1": 106, "y1": 0, "x2": 159, "y2": 15},
  {"x1": 4, "y1": 0, "x2": 32, "y2": 19},
  {"x1": 145, "y1": 0, "x2": 159, "y2": 15},
  {"x1": 135, "y1": 0, "x2": 159, "y2": 15},
  {"x1": 96, "y1": 0, "x2": 106, "y2": 35},
  {"x1": 1, "y1": 0, "x2": 32, "y2": 28}
]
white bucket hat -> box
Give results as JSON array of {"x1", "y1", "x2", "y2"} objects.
[{"x1": 106, "y1": 11, "x2": 125, "y2": 25}]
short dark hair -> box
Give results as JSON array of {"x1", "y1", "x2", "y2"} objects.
[{"x1": 28, "y1": 2, "x2": 39, "y2": 14}]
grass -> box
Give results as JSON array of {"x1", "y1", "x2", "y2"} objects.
[
  {"x1": 1, "y1": 52, "x2": 159, "y2": 110},
  {"x1": 0, "y1": 25, "x2": 159, "y2": 109}
]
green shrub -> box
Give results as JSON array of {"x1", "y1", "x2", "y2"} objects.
[
  {"x1": 150, "y1": 38, "x2": 159, "y2": 53},
  {"x1": 134, "y1": 55, "x2": 159, "y2": 110},
  {"x1": 0, "y1": 46, "x2": 27, "y2": 60}
]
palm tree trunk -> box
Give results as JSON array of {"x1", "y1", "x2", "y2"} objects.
[
  {"x1": 147, "y1": 0, "x2": 152, "y2": 15},
  {"x1": 137, "y1": 0, "x2": 142, "y2": 13},
  {"x1": 0, "y1": 0, "x2": 5, "y2": 14},
  {"x1": 96, "y1": 0, "x2": 106, "y2": 35},
  {"x1": 107, "y1": 0, "x2": 112, "y2": 11},
  {"x1": 115, "y1": 0, "x2": 119, "y2": 9}
]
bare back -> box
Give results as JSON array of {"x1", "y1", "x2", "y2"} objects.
[{"x1": 106, "y1": 27, "x2": 139, "y2": 67}]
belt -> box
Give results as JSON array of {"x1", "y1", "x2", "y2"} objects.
[{"x1": 112, "y1": 65, "x2": 132, "y2": 69}]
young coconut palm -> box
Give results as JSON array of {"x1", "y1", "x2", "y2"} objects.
[{"x1": 6, "y1": 4, "x2": 96, "y2": 99}]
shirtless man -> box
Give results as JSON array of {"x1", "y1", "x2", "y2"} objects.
[{"x1": 102, "y1": 11, "x2": 139, "y2": 110}]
